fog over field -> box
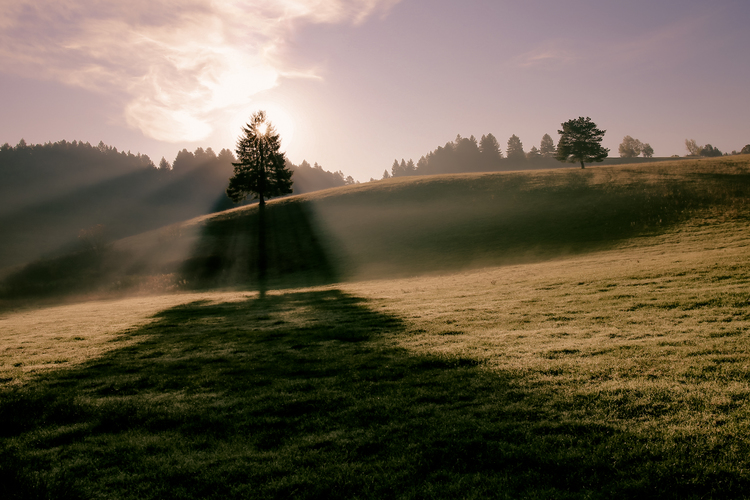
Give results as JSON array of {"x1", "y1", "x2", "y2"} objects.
[{"x1": 2, "y1": 0, "x2": 750, "y2": 497}]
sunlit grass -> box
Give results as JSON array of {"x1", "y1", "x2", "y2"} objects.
[
  {"x1": 2, "y1": 158, "x2": 750, "y2": 498},
  {"x1": 3, "y1": 208, "x2": 750, "y2": 497}
]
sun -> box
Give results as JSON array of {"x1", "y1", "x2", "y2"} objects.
[{"x1": 227, "y1": 101, "x2": 296, "y2": 150}]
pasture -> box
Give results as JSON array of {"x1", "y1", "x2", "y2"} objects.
[{"x1": 2, "y1": 157, "x2": 750, "y2": 498}]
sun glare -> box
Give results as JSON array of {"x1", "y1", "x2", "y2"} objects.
[{"x1": 227, "y1": 101, "x2": 297, "y2": 151}]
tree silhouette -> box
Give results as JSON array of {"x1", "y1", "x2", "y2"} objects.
[
  {"x1": 479, "y1": 133, "x2": 502, "y2": 162},
  {"x1": 506, "y1": 134, "x2": 526, "y2": 161},
  {"x1": 700, "y1": 144, "x2": 723, "y2": 157},
  {"x1": 685, "y1": 139, "x2": 701, "y2": 156},
  {"x1": 227, "y1": 111, "x2": 293, "y2": 206},
  {"x1": 540, "y1": 134, "x2": 556, "y2": 158},
  {"x1": 556, "y1": 117, "x2": 609, "y2": 169},
  {"x1": 391, "y1": 159, "x2": 403, "y2": 177},
  {"x1": 226, "y1": 111, "x2": 293, "y2": 297},
  {"x1": 618, "y1": 136, "x2": 643, "y2": 158}
]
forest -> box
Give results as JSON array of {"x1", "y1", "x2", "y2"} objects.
[{"x1": 0, "y1": 140, "x2": 352, "y2": 269}]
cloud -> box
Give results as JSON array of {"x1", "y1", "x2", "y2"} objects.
[
  {"x1": 0, "y1": 0, "x2": 401, "y2": 142},
  {"x1": 513, "y1": 41, "x2": 578, "y2": 70}
]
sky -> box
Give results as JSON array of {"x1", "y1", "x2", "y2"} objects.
[{"x1": 1, "y1": 0, "x2": 749, "y2": 181}]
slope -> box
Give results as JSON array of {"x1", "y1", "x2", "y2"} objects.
[{"x1": 1, "y1": 156, "x2": 749, "y2": 301}]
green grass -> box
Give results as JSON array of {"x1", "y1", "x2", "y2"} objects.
[
  {"x1": 3, "y1": 156, "x2": 750, "y2": 299},
  {"x1": 2, "y1": 157, "x2": 750, "y2": 498}
]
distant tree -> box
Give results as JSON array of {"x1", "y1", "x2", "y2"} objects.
[
  {"x1": 158, "y1": 157, "x2": 171, "y2": 170},
  {"x1": 226, "y1": 111, "x2": 293, "y2": 297},
  {"x1": 540, "y1": 134, "x2": 556, "y2": 157},
  {"x1": 641, "y1": 143, "x2": 654, "y2": 158},
  {"x1": 700, "y1": 144, "x2": 723, "y2": 157},
  {"x1": 506, "y1": 135, "x2": 525, "y2": 161},
  {"x1": 556, "y1": 117, "x2": 609, "y2": 169},
  {"x1": 382, "y1": 169, "x2": 391, "y2": 180},
  {"x1": 405, "y1": 159, "x2": 416, "y2": 175},
  {"x1": 526, "y1": 145, "x2": 541, "y2": 160},
  {"x1": 741, "y1": 145, "x2": 750, "y2": 155},
  {"x1": 391, "y1": 159, "x2": 402, "y2": 177},
  {"x1": 685, "y1": 139, "x2": 701, "y2": 156},
  {"x1": 479, "y1": 133, "x2": 502, "y2": 159},
  {"x1": 618, "y1": 136, "x2": 643, "y2": 158},
  {"x1": 454, "y1": 135, "x2": 482, "y2": 172}
]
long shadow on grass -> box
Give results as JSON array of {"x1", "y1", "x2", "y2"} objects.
[
  {"x1": 182, "y1": 199, "x2": 340, "y2": 290},
  {"x1": 1, "y1": 290, "x2": 747, "y2": 499}
]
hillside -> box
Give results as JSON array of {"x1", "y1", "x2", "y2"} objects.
[
  {"x1": 0, "y1": 141, "x2": 356, "y2": 270},
  {"x1": 2, "y1": 155, "x2": 749, "y2": 301},
  {"x1": 3, "y1": 156, "x2": 750, "y2": 498}
]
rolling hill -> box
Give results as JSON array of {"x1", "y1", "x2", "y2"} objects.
[
  {"x1": 2, "y1": 155, "x2": 749, "y2": 301},
  {"x1": 3, "y1": 156, "x2": 750, "y2": 498}
]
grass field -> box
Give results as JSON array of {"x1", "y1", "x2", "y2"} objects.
[{"x1": 2, "y1": 158, "x2": 750, "y2": 498}]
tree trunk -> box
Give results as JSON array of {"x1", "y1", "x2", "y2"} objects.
[
  {"x1": 580, "y1": 160, "x2": 585, "y2": 169},
  {"x1": 257, "y1": 194, "x2": 267, "y2": 299},
  {"x1": 257, "y1": 140, "x2": 267, "y2": 299}
]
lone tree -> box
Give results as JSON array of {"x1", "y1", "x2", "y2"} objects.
[
  {"x1": 556, "y1": 117, "x2": 609, "y2": 169},
  {"x1": 226, "y1": 111, "x2": 293, "y2": 296},
  {"x1": 227, "y1": 111, "x2": 293, "y2": 206}
]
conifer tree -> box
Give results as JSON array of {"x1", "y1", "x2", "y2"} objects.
[
  {"x1": 227, "y1": 111, "x2": 293, "y2": 206},
  {"x1": 540, "y1": 134, "x2": 556, "y2": 157},
  {"x1": 391, "y1": 159, "x2": 402, "y2": 177},
  {"x1": 226, "y1": 111, "x2": 293, "y2": 297},
  {"x1": 405, "y1": 159, "x2": 416, "y2": 175},
  {"x1": 506, "y1": 134, "x2": 526, "y2": 161},
  {"x1": 479, "y1": 133, "x2": 502, "y2": 158}
]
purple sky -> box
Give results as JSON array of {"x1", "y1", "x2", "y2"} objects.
[{"x1": 1, "y1": 0, "x2": 749, "y2": 180}]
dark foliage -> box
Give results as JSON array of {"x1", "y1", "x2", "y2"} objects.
[
  {"x1": 288, "y1": 160, "x2": 355, "y2": 192},
  {"x1": 506, "y1": 134, "x2": 526, "y2": 161},
  {"x1": 700, "y1": 144, "x2": 723, "y2": 157},
  {"x1": 226, "y1": 111, "x2": 293, "y2": 206},
  {"x1": 409, "y1": 133, "x2": 559, "y2": 177},
  {"x1": 0, "y1": 138, "x2": 351, "y2": 270},
  {"x1": 556, "y1": 117, "x2": 610, "y2": 169}
]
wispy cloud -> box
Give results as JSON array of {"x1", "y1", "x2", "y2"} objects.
[
  {"x1": 0, "y1": 0, "x2": 400, "y2": 141},
  {"x1": 513, "y1": 41, "x2": 578, "y2": 70}
]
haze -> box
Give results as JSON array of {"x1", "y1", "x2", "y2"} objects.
[{"x1": 1, "y1": 0, "x2": 749, "y2": 180}]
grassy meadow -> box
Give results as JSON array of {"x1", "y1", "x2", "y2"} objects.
[{"x1": 2, "y1": 157, "x2": 750, "y2": 498}]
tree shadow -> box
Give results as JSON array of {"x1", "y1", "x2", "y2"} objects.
[
  {"x1": 2, "y1": 289, "x2": 746, "y2": 499},
  {"x1": 181, "y1": 199, "x2": 340, "y2": 291}
]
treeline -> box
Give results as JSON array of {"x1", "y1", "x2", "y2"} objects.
[
  {"x1": 289, "y1": 160, "x2": 357, "y2": 194},
  {"x1": 380, "y1": 133, "x2": 559, "y2": 179},
  {"x1": 684, "y1": 139, "x2": 750, "y2": 158},
  {"x1": 0, "y1": 139, "x2": 355, "y2": 268}
]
